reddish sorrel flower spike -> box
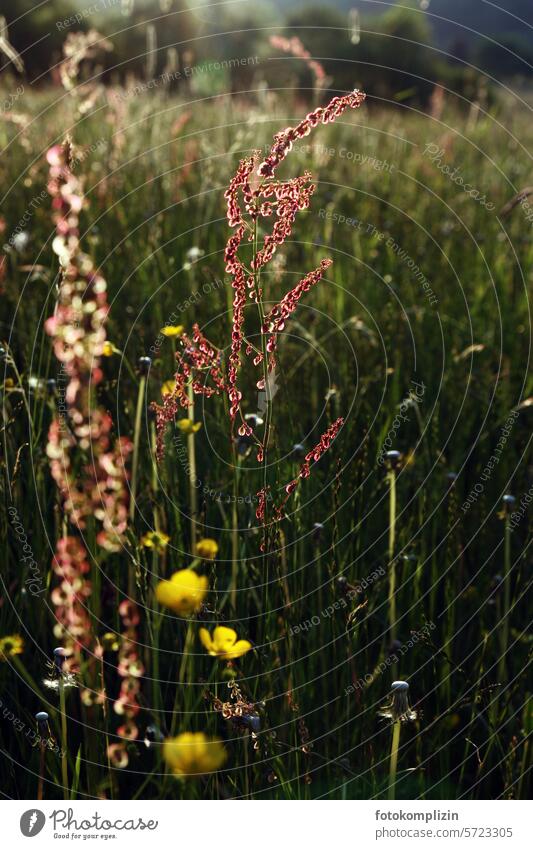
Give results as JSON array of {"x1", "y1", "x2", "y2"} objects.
[
  {"x1": 270, "y1": 35, "x2": 327, "y2": 88},
  {"x1": 46, "y1": 139, "x2": 134, "y2": 658},
  {"x1": 263, "y1": 258, "x2": 333, "y2": 353},
  {"x1": 255, "y1": 417, "x2": 344, "y2": 534},
  {"x1": 107, "y1": 599, "x2": 144, "y2": 768},
  {"x1": 251, "y1": 173, "x2": 315, "y2": 272},
  {"x1": 255, "y1": 487, "x2": 269, "y2": 523},
  {"x1": 152, "y1": 324, "x2": 225, "y2": 459},
  {"x1": 50, "y1": 537, "x2": 92, "y2": 648},
  {"x1": 284, "y1": 417, "x2": 345, "y2": 498},
  {"x1": 223, "y1": 88, "x2": 365, "y2": 427},
  {"x1": 224, "y1": 226, "x2": 248, "y2": 420},
  {"x1": 257, "y1": 89, "x2": 366, "y2": 178},
  {"x1": 224, "y1": 154, "x2": 257, "y2": 228}
]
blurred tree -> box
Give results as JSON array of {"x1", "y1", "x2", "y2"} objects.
[
  {"x1": 476, "y1": 34, "x2": 533, "y2": 79},
  {"x1": 107, "y1": 0, "x2": 197, "y2": 79},
  {"x1": 192, "y1": 4, "x2": 272, "y2": 94},
  {"x1": 376, "y1": 2, "x2": 434, "y2": 101},
  {"x1": 0, "y1": 0, "x2": 198, "y2": 84},
  {"x1": 0, "y1": 0, "x2": 78, "y2": 79},
  {"x1": 284, "y1": 2, "x2": 436, "y2": 104}
]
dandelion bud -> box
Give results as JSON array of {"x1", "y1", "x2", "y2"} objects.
[
  {"x1": 53, "y1": 646, "x2": 67, "y2": 671},
  {"x1": 388, "y1": 639, "x2": 402, "y2": 656},
  {"x1": 144, "y1": 724, "x2": 164, "y2": 748},
  {"x1": 502, "y1": 493, "x2": 516, "y2": 510},
  {"x1": 244, "y1": 413, "x2": 263, "y2": 430},
  {"x1": 490, "y1": 574, "x2": 504, "y2": 598},
  {"x1": 35, "y1": 711, "x2": 50, "y2": 736},
  {"x1": 312, "y1": 521, "x2": 324, "y2": 541},
  {"x1": 239, "y1": 713, "x2": 261, "y2": 733},
  {"x1": 235, "y1": 435, "x2": 252, "y2": 457},
  {"x1": 385, "y1": 450, "x2": 401, "y2": 469},
  {"x1": 138, "y1": 356, "x2": 152, "y2": 376}
]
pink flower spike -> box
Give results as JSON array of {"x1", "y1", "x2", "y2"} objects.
[
  {"x1": 46, "y1": 145, "x2": 64, "y2": 166},
  {"x1": 263, "y1": 258, "x2": 333, "y2": 353},
  {"x1": 257, "y1": 89, "x2": 365, "y2": 178}
]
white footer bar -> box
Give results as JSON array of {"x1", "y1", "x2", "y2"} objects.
[{"x1": 5, "y1": 800, "x2": 529, "y2": 848}]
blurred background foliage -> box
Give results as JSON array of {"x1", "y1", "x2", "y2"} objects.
[{"x1": 1, "y1": 0, "x2": 532, "y2": 104}]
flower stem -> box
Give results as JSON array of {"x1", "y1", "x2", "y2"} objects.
[
  {"x1": 129, "y1": 373, "x2": 146, "y2": 523},
  {"x1": 252, "y1": 217, "x2": 274, "y2": 625},
  {"x1": 388, "y1": 719, "x2": 401, "y2": 800},
  {"x1": 37, "y1": 742, "x2": 45, "y2": 800},
  {"x1": 498, "y1": 511, "x2": 512, "y2": 685},
  {"x1": 253, "y1": 220, "x2": 272, "y2": 547},
  {"x1": 178, "y1": 621, "x2": 194, "y2": 685},
  {"x1": 387, "y1": 467, "x2": 397, "y2": 645},
  {"x1": 231, "y1": 450, "x2": 240, "y2": 611},
  {"x1": 187, "y1": 380, "x2": 198, "y2": 550},
  {"x1": 59, "y1": 678, "x2": 69, "y2": 800}
]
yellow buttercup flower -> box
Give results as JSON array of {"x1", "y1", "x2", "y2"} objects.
[
  {"x1": 195, "y1": 538, "x2": 218, "y2": 560},
  {"x1": 160, "y1": 325, "x2": 184, "y2": 338},
  {"x1": 0, "y1": 634, "x2": 24, "y2": 662},
  {"x1": 140, "y1": 530, "x2": 170, "y2": 553},
  {"x1": 155, "y1": 569, "x2": 208, "y2": 616},
  {"x1": 161, "y1": 380, "x2": 175, "y2": 397},
  {"x1": 163, "y1": 732, "x2": 226, "y2": 777},
  {"x1": 102, "y1": 341, "x2": 120, "y2": 357},
  {"x1": 176, "y1": 419, "x2": 202, "y2": 435},
  {"x1": 199, "y1": 626, "x2": 252, "y2": 660}
]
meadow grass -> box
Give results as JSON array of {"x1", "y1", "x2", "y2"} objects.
[{"x1": 0, "y1": 84, "x2": 531, "y2": 799}]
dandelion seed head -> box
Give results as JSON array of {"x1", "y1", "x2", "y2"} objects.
[
  {"x1": 183, "y1": 246, "x2": 204, "y2": 270},
  {"x1": 379, "y1": 680, "x2": 417, "y2": 722},
  {"x1": 44, "y1": 672, "x2": 77, "y2": 690},
  {"x1": 12, "y1": 231, "x2": 30, "y2": 252}
]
